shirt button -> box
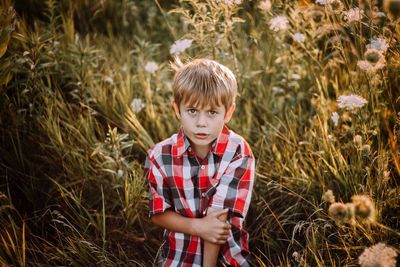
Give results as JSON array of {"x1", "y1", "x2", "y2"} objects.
[{"x1": 201, "y1": 165, "x2": 205, "y2": 170}]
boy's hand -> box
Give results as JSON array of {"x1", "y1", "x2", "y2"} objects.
[{"x1": 193, "y1": 209, "x2": 231, "y2": 244}]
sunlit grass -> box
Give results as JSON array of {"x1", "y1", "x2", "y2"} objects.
[{"x1": 0, "y1": 0, "x2": 399, "y2": 265}]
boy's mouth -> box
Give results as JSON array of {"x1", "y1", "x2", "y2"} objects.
[{"x1": 194, "y1": 133, "x2": 209, "y2": 139}]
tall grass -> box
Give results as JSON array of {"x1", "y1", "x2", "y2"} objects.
[{"x1": 0, "y1": 0, "x2": 399, "y2": 265}]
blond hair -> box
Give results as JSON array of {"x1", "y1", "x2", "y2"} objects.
[{"x1": 171, "y1": 57, "x2": 237, "y2": 110}]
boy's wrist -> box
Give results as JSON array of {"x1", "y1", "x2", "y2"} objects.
[{"x1": 190, "y1": 218, "x2": 201, "y2": 237}]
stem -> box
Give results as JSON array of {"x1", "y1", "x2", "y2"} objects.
[{"x1": 154, "y1": 0, "x2": 177, "y2": 40}]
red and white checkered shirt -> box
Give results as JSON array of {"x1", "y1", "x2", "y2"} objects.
[{"x1": 146, "y1": 125, "x2": 255, "y2": 267}]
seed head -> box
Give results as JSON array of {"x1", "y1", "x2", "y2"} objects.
[
  {"x1": 351, "y1": 195, "x2": 376, "y2": 223},
  {"x1": 328, "y1": 202, "x2": 354, "y2": 225}
]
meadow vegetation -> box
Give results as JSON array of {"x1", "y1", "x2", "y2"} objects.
[{"x1": 0, "y1": 0, "x2": 399, "y2": 265}]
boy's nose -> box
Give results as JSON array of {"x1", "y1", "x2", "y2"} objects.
[{"x1": 196, "y1": 113, "x2": 207, "y2": 127}]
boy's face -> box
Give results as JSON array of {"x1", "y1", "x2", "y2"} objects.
[{"x1": 172, "y1": 101, "x2": 235, "y2": 155}]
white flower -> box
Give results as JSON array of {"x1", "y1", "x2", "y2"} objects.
[
  {"x1": 170, "y1": 39, "x2": 193, "y2": 54},
  {"x1": 331, "y1": 112, "x2": 339, "y2": 126},
  {"x1": 272, "y1": 86, "x2": 285, "y2": 93},
  {"x1": 337, "y1": 95, "x2": 368, "y2": 110},
  {"x1": 144, "y1": 61, "x2": 158, "y2": 74},
  {"x1": 291, "y1": 73, "x2": 301, "y2": 80},
  {"x1": 344, "y1": 8, "x2": 364, "y2": 22},
  {"x1": 367, "y1": 37, "x2": 389, "y2": 53},
  {"x1": 357, "y1": 48, "x2": 386, "y2": 73},
  {"x1": 357, "y1": 60, "x2": 373, "y2": 71},
  {"x1": 358, "y1": 243, "x2": 397, "y2": 267},
  {"x1": 258, "y1": 0, "x2": 271, "y2": 11},
  {"x1": 215, "y1": 0, "x2": 242, "y2": 5},
  {"x1": 269, "y1": 16, "x2": 289, "y2": 31},
  {"x1": 316, "y1": 0, "x2": 334, "y2": 4},
  {"x1": 117, "y1": 169, "x2": 124, "y2": 178},
  {"x1": 292, "y1": 251, "x2": 303, "y2": 263},
  {"x1": 293, "y1": 32, "x2": 306, "y2": 43},
  {"x1": 130, "y1": 98, "x2": 145, "y2": 113},
  {"x1": 53, "y1": 41, "x2": 60, "y2": 48},
  {"x1": 103, "y1": 76, "x2": 114, "y2": 85},
  {"x1": 375, "y1": 11, "x2": 386, "y2": 18}
]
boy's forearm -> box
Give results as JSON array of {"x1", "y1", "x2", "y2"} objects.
[
  {"x1": 203, "y1": 208, "x2": 228, "y2": 267},
  {"x1": 203, "y1": 240, "x2": 221, "y2": 267},
  {"x1": 151, "y1": 210, "x2": 199, "y2": 236}
]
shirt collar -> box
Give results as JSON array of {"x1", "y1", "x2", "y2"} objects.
[{"x1": 171, "y1": 125, "x2": 231, "y2": 158}]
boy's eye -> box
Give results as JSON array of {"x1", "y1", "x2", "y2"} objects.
[
  {"x1": 208, "y1": 110, "x2": 218, "y2": 116},
  {"x1": 188, "y1": 109, "x2": 197, "y2": 114}
]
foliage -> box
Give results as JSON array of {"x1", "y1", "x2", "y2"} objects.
[{"x1": 0, "y1": 0, "x2": 399, "y2": 265}]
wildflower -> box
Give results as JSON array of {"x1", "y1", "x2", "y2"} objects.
[
  {"x1": 130, "y1": 98, "x2": 145, "y2": 113},
  {"x1": 351, "y1": 195, "x2": 376, "y2": 223},
  {"x1": 331, "y1": 112, "x2": 339, "y2": 126},
  {"x1": 367, "y1": 37, "x2": 389, "y2": 53},
  {"x1": 358, "y1": 242, "x2": 398, "y2": 267},
  {"x1": 357, "y1": 60, "x2": 379, "y2": 72},
  {"x1": 215, "y1": 0, "x2": 242, "y2": 6},
  {"x1": 144, "y1": 61, "x2": 158, "y2": 74},
  {"x1": 258, "y1": 0, "x2": 271, "y2": 11},
  {"x1": 365, "y1": 49, "x2": 384, "y2": 64},
  {"x1": 327, "y1": 0, "x2": 344, "y2": 13},
  {"x1": 322, "y1": 189, "x2": 335, "y2": 203},
  {"x1": 353, "y1": 134, "x2": 363, "y2": 146},
  {"x1": 103, "y1": 76, "x2": 114, "y2": 85},
  {"x1": 292, "y1": 251, "x2": 303, "y2": 263},
  {"x1": 291, "y1": 73, "x2": 301, "y2": 80},
  {"x1": 53, "y1": 41, "x2": 60, "y2": 48},
  {"x1": 272, "y1": 86, "x2": 285, "y2": 93},
  {"x1": 337, "y1": 95, "x2": 368, "y2": 111},
  {"x1": 170, "y1": 39, "x2": 193, "y2": 54},
  {"x1": 328, "y1": 202, "x2": 354, "y2": 224},
  {"x1": 384, "y1": 0, "x2": 400, "y2": 21},
  {"x1": 362, "y1": 144, "x2": 371, "y2": 154},
  {"x1": 344, "y1": 8, "x2": 364, "y2": 22},
  {"x1": 375, "y1": 11, "x2": 387, "y2": 18},
  {"x1": 293, "y1": 32, "x2": 306, "y2": 43},
  {"x1": 357, "y1": 49, "x2": 386, "y2": 73},
  {"x1": 316, "y1": 0, "x2": 334, "y2": 4},
  {"x1": 269, "y1": 16, "x2": 289, "y2": 31}
]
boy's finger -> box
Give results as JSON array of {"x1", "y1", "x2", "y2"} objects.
[{"x1": 215, "y1": 209, "x2": 229, "y2": 216}]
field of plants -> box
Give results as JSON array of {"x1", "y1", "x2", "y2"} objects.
[{"x1": 0, "y1": 0, "x2": 399, "y2": 266}]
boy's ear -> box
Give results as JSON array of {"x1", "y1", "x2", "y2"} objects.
[
  {"x1": 172, "y1": 100, "x2": 181, "y2": 119},
  {"x1": 224, "y1": 103, "x2": 236, "y2": 123}
]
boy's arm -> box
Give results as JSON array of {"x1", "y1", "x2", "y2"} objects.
[
  {"x1": 203, "y1": 207, "x2": 229, "y2": 267},
  {"x1": 151, "y1": 209, "x2": 231, "y2": 244}
]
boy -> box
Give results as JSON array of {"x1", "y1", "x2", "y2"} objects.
[{"x1": 145, "y1": 58, "x2": 255, "y2": 267}]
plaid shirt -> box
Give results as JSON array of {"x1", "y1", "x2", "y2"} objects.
[{"x1": 145, "y1": 125, "x2": 255, "y2": 267}]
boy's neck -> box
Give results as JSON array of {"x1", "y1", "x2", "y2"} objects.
[{"x1": 190, "y1": 142, "x2": 211, "y2": 160}]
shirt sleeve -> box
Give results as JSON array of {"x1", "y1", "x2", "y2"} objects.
[
  {"x1": 145, "y1": 155, "x2": 173, "y2": 217},
  {"x1": 208, "y1": 155, "x2": 255, "y2": 218}
]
